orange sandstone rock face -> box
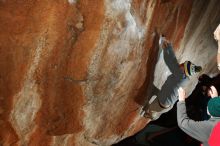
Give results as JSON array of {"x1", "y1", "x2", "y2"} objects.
[{"x1": 0, "y1": 0, "x2": 219, "y2": 146}]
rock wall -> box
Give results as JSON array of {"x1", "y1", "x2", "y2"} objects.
[{"x1": 0, "y1": 0, "x2": 219, "y2": 146}]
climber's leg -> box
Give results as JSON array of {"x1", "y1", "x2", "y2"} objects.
[{"x1": 144, "y1": 98, "x2": 173, "y2": 121}]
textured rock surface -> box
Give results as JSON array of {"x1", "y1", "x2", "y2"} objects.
[{"x1": 0, "y1": 0, "x2": 219, "y2": 146}]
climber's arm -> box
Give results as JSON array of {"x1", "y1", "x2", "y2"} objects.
[{"x1": 163, "y1": 44, "x2": 181, "y2": 74}]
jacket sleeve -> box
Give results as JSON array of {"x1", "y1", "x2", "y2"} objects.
[
  {"x1": 163, "y1": 44, "x2": 182, "y2": 75},
  {"x1": 177, "y1": 101, "x2": 210, "y2": 143}
]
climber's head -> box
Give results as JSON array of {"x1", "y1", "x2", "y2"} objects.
[{"x1": 179, "y1": 61, "x2": 202, "y2": 77}]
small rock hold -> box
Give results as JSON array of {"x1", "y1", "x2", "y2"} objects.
[
  {"x1": 68, "y1": 0, "x2": 77, "y2": 4},
  {"x1": 75, "y1": 22, "x2": 84, "y2": 30}
]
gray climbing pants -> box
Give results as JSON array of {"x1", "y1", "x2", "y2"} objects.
[{"x1": 145, "y1": 98, "x2": 173, "y2": 121}]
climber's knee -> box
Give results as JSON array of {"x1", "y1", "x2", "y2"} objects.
[{"x1": 158, "y1": 101, "x2": 171, "y2": 109}]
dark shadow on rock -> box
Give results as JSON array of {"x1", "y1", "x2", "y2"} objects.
[
  {"x1": 134, "y1": 31, "x2": 160, "y2": 106},
  {"x1": 112, "y1": 104, "x2": 200, "y2": 146}
]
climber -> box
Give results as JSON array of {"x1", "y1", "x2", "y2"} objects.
[
  {"x1": 214, "y1": 24, "x2": 220, "y2": 70},
  {"x1": 177, "y1": 86, "x2": 220, "y2": 146},
  {"x1": 141, "y1": 36, "x2": 202, "y2": 120}
]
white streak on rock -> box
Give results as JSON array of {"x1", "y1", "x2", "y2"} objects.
[
  {"x1": 53, "y1": 134, "x2": 73, "y2": 146},
  {"x1": 10, "y1": 37, "x2": 46, "y2": 145},
  {"x1": 81, "y1": 0, "x2": 151, "y2": 145},
  {"x1": 68, "y1": 0, "x2": 77, "y2": 4}
]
